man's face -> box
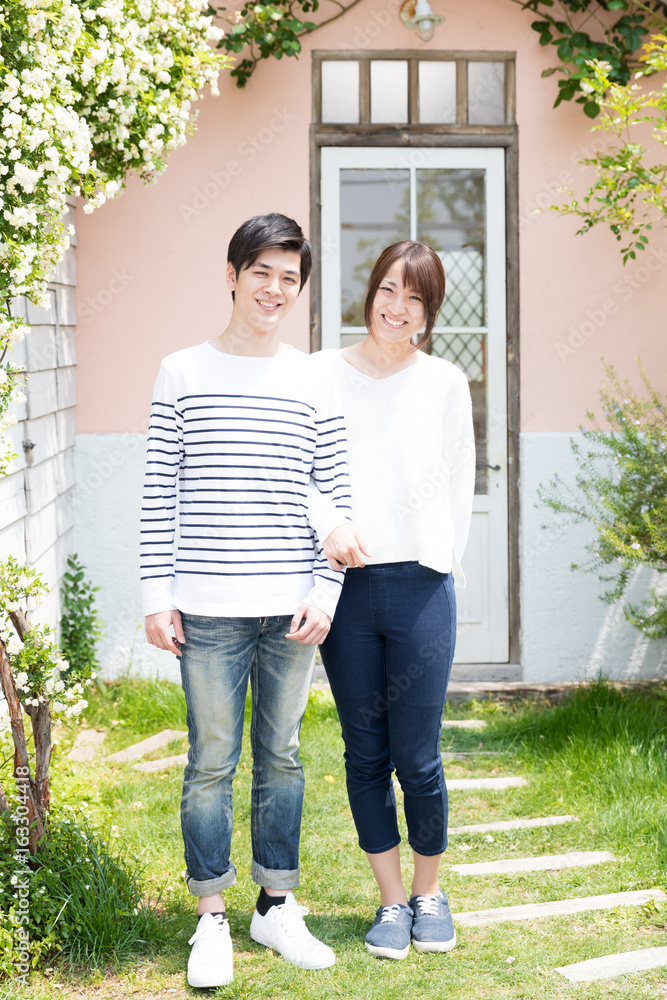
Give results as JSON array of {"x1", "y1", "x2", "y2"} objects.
[{"x1": 227, "y1": 247, "x2": 303, "y2": 332}]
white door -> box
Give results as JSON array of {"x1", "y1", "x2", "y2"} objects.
[{"x1": 321, "y1": 146, "x2": 509, "y2": 662}]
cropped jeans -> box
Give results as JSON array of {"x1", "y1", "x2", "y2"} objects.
[
  {"x1": 320, "y1": 562, "x2": 456, "y2": 857},
  {"x1": 179, "y1": 613, "x2": 316, "y2": 897}
]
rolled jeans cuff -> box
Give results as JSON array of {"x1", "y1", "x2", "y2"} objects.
[
  {"x1": 251, "y1": 859, "x2": 300, "y2": 890},
  {"x1": 186, "y1": 864, "x2": 237, "y2": 897}
]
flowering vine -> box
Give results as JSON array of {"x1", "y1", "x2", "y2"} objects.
[{"x1": 0, "y1": 0, "x2": 229, "y2": 473}]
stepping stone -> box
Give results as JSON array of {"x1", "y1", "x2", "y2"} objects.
[
  {"x1": 555, "y1": 946, "x2": 667, "y2": 982},
  {"x1": 106, "y1": 729, "x2": 187, "y2": 763},
  {"x1": 134, "y1": 753, "x2": 189, "y2": 773},
  {"x1": 442, "y1": 751, "x2": 504, "y2": 758},
  {"x1": 449, "y1": 815, "x2": 578, "y2": 835},
  {"x1": 450, "y1": 850, "x2": 613, "y2": 876},
  {"x1": 447, "y1": 777, "x2": 526, "y2": 790},
  {"x1": 454, "y1": 888, "x2": 666, "y2": 927},
  {"x1": 67, "y1": 729, "x2": 106, "y2": 762},
  {"x1": 442, "y1": 719, "x2": 487, "y2": 730}
]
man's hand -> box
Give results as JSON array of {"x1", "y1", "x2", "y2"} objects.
[
  {"x1": 286, "y1": 603, "x2": 331, "y2": 645},
  {"x1": 145, "y1": 609, "x2": 185, "y2": 657},
  {"x1": 322, "y1": 523, "x2": 371, "y2": 571}
]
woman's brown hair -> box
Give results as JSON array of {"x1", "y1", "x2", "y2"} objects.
[{"x1": 363, "y1": 241, "x2": 446, "y2": 351}]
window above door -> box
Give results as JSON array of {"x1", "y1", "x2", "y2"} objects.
[{"x1": 313, "y1": 51, "x2": 515, "y2": 127}]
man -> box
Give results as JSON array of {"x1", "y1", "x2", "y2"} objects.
[{"x1": 140, "y1": 214, "x2": 361, "y2": 987}]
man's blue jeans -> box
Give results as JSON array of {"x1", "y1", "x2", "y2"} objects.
[
  {"x1": 179, "y1": 613, "x2": 316, "y2": 897},
  {"x1": 320, "y1": 562, "x2": 456, "y2": 858}
]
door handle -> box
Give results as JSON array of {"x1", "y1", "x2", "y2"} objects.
[{"x1": 477, "y1": 462, "x2": 501, "y2": 471}]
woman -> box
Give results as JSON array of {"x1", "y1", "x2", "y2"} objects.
[{"x1": 313, "y1": 241, "x2": 475, "y2": 959}]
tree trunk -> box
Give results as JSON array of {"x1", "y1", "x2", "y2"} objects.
[{"x1": 0, "y1": 635, "x2": 47, "y2": 852}]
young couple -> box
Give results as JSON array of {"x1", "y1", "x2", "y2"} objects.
[{"x1": 141, "y1": 213, "x2": 475, "y2": 987}]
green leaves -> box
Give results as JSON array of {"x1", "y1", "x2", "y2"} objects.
[
  {"x1": 527, "y1": 0, "x2": 653, "y2": 110},
  {"x1": 60, "y1": 554, "x2": 103, "y2": 679},
  {"x1": 539, "y1": 362, "x2": 667, "y2": 639},
  {"x1": 216, "y1": 0, "x2": 351, "y2": 86}
]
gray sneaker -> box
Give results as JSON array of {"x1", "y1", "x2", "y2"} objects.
[
  {"x1": 408, "y1": 889, "x2": 457, "y2": 953},
  {"x1": 365, "y1": 903, "x2": 413, "y2": 960}
]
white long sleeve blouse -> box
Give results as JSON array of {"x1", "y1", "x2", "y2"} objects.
[{"x1": 307, "y1": 349, "x2": 476, "y2": 587}]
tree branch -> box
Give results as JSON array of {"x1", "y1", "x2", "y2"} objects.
[{"x1": 0, "y1": 636, "x2": 46, "y2": 852}]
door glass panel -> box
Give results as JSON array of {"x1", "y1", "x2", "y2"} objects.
[
  {"x1": 321, "y1": 61, "x2": 359, "y2": 124},
  {"x1": 370, "y1": 61, "x2": 408, "y2": 123},
  {"x1": 431, "y1": 333, "x2": 488, "y2": 493},
  {"x1": 416, "y1": 169, "x2": 486, "y2": 327},
  {"x1": 340, "y1": 168, "x2": 410, "y2": 326},
  {"x1": 418, "y1": 61, "x2": 456, "y2": 124},
  {"x1": 468, "y1": 62, "x2": 505, "y2": 125}
]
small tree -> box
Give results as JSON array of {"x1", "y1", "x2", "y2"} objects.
[
  {"x1": 539, "y1": 362, "x2": 667, "y2": 638},
  {"x1": 0, "y1": 559, "x2": 93, "y2": 853},
  {"x1": 560, "y1": 33, "x2": 667, "y2": 261}
]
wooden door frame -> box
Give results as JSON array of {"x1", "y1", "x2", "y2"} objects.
[{"x1": 309, "y1": 124, "x2": 521, "y2": 666}]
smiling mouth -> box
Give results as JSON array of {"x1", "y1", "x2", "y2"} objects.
[
  {"x1": 382, "y1": 313, "x2": 407, "y2": 329},
  {"x1": 256, "y1": 299, "x2": 281, "y2": 312}
]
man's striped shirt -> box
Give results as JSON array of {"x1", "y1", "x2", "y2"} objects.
[{"x1": 140, "y1": 343, "x2": 351, "y2": 618}]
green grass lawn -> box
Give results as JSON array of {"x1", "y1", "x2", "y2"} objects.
[{"x1": 12, "y1": 679, "x2": 667, "y2": 999}]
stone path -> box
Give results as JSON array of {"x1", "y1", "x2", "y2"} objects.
[
  {"x1": 67, "y1": 729, "x2": 106, "y2": 762},
  {"x1": 442, "y1": 719, "x2": 487, "y2": 730},
  {"x1": 447, "y1": 776, "x2": 526, "y2": 790},
  {"x1": 450, "y1": 850, "x2": 613, "y2": 876},
  {"x1": 454, "y1": 889, "x2": 666, "y2": 927},
  {"x1": 449, "y1": 815, "x2": 578, "y2": 836},
  {"x1": 106, "y1": 729, "x2": 187, "y2": 764},
  {"x1": 134, "y1": 752, "x2": 189, "y2": 774},
  {"x1": 443, "y1": 733, "x2": 666, "y2": 982},
  {"x1": 555, "y1": 946, "x2": 667, "y2": 982}
]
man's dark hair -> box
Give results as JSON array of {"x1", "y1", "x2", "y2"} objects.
[{"x1": 227, "y1": 214, "x2": 312, "y2": 300}]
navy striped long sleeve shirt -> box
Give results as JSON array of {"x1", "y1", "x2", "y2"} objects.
[{"x1": 140, "y1": 342, "x2": 351, "y2": 619}]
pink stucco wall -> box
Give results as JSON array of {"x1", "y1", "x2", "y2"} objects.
[{"x1": 75, "y1": 0, "x2": 667, "y2": 434}]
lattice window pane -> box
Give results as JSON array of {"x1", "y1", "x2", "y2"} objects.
[
  {"x1": 431, "y1": 333, "x2": 488, "y2": 493},
  {"x1": 416, "y1": 169, "x2": 486, "y2": 327}
]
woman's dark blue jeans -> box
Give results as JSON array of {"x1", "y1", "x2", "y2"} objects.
[{"x1": 320, "y1": 561, "x2": 456, "y2": 857}]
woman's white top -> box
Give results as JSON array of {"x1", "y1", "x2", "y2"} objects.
[{"x1": 308, "y1": 349, "x2": 476, "y2": 587}]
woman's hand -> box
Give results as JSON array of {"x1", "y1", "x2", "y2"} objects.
[{"x1": 322, "y1": 524, "x2": 371, "y2": 570}]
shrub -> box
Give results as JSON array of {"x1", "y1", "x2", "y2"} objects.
[
  {"x1": 539, "y1": 361, "x2": 667, "y2": 638},
  {"x1": 59, "y1": 555, "x2": 103, "y2": 679},
  {"x1": 0, "y1": 813, "x2": 164, "y2": 973}
]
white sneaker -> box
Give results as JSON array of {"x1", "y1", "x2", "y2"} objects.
[
  {"x1": 187, "y1": 913, "x2": 233, "y2": 988},
  {"x1": 250, "y1": 892, "x2": 335, "y2": 969}
]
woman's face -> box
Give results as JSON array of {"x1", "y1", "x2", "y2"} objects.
[{"x1": 369, "y1": 258, "x2": 426, "y2": 346}]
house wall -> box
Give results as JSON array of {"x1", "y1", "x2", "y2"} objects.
[
  {"x1": 0, "y1": 197, "x2": 78, "y2": 631},
  {"x1": 71, "y1": 0, "x2": 667, "y2": 679}
]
